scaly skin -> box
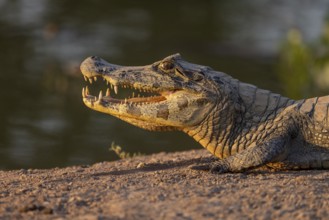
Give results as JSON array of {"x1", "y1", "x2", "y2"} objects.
[{"x1": 80, "y1": 54, "x2": 329, "y2": 173}]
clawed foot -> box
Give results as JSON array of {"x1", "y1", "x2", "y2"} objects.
[{"x1": 209, "y1": 161, "x2": 230, "y2": 173}]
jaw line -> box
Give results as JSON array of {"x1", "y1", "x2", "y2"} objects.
[{"x1": 82, "y1": 93, "x2": 180, "y2": 130}]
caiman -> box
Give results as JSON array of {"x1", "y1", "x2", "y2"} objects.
[{"x1": 80, "y1": 54, "x2": 329, "y2": 173}]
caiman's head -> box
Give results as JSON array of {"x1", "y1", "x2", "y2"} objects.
[{"x1": 80, "y1": 54, "x2": 219, "y2": 131}]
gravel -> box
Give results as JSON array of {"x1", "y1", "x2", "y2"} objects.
[{"x1": 1, "y1": 149, "x2": 328, "y2": 219}]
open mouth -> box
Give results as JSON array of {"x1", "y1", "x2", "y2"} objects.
[{"x1": 82, "y1": 76, "x2": 168, "y2": 106}]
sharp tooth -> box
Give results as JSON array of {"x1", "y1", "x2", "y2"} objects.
[
  {"x1": 114, "y1": 85, "x2": 118, "y2": 94},
  {"x1": 106, "y1": 88, "x2": 110, "y2": 97},
  {"x1": 98, "y1": 91, "x2": 103, "y2": 100},
  {"x1": 124, "y1": 98, "x2": 127, "y2": 104},
  {"x1": 94, "y1": 77, "x2": 97, "y2": 81},
  {"x1": 89, "y1": 78, "x2": 93, "y2": 84},
  {"x1": 86, "y1": 86, "x2": 90, "y2": 95},
  {"x1": 111, "y1": 84, "x2": 113, "y2": 89},
  {"x1": 132, "y1": 92, "x2": 135, "y2": 97},
  {"x1": 84, "y1": 76, "x2": 88, "y2": 81},
  {"x1": 82, "y1": 87, "x2": 85, "y2": 97}
]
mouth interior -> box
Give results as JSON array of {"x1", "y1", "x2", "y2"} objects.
[{"x1": 82, "y1": 76, "x2": 168, "y2": 105}]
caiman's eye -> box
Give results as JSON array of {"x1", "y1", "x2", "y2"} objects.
[{"x1": 159, "y1": 61, "x2": 174, "y2": 71}]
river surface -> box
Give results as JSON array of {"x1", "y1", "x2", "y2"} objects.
[{"x1": 0, "y1": 1, "x2": 328, "y2": 169}]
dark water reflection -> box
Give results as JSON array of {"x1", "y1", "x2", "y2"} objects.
[{"x1": 0, "y1": 0, "x2": 328, "y2": 169}]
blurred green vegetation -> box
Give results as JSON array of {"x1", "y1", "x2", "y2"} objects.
[
  {"x1": 110, "y1": 142, "x2": 143, "y2": 159},
  {"x1": 278, "y1": 18, "x2": 329, "y2": 99}
]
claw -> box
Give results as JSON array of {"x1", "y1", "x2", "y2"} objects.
[{"x1": 188, "y1": 164, "x2": 211, "y2": 171}]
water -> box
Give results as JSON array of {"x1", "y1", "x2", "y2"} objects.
[{"x1": 0, "y1": 0, "x2": 328, "y2": 169}]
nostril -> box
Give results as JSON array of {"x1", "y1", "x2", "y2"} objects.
[{"x1": 91, "y1": 56, "x2": 99, "y2": 60}]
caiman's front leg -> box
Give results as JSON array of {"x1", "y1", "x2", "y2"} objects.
[{"x1": 192, "y1": 136, "x2": 289, "y2": 173}]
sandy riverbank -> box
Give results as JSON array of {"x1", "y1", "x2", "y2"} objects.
[{"x1": 1, "y1": 149, "x2": 328, "y2": 219}]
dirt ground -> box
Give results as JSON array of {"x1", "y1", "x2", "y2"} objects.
[{"x1": 0, "y1": 149, "x2": 329, "y2": 220}]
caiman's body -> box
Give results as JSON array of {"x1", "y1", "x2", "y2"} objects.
[{"x1": 80, "y1": 54, "x2": 329, "y2": 173}]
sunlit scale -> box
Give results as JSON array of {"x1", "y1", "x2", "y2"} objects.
[{"x1": 82, "y1": 76, "x2": 167, "y2": 105}]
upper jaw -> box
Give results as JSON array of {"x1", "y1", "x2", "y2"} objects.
[
  {"x1": 80, "y1": 55, "x2": 185, "y2": 93},
  {"x1": 80, "y1": 56, "x2": 121, "y2": 79},
  {"x1": 81, "y1": 56, "x2": 159, "y2": 89}
]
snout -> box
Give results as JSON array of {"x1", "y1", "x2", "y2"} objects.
[{"x1": 80, "y1": 56, "x2": 121, "y2": 78}]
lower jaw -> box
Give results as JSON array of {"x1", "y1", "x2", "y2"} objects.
[
  {"x1": 122, "y1": 95, "x2": 166, "y2": 103},
  {"x1": 83, "y1": 94, "x2": 169, "y2": 110}
]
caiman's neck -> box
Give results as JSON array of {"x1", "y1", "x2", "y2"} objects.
[{"x1": 183, "y1": 96, "x2": 241, "y2": 159}]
